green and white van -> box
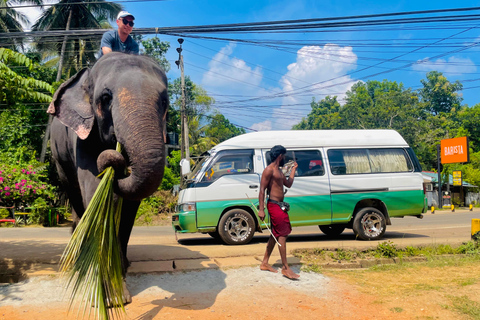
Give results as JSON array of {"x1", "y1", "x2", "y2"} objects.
[{"x1": 173, "y1": 130, "x2": 427, "y2": 245}]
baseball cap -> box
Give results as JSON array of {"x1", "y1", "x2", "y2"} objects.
[{"x1": 117, "y1": 11, "x2": 135, "y2": 20}]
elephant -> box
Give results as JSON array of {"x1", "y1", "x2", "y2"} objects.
[{"x1": 47, "y1": 52, "x2": 169, "y2": 303}]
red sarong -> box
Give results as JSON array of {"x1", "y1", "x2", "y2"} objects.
[{"x1": 267, "y1": 201, "x2": 292, "y2": 238}]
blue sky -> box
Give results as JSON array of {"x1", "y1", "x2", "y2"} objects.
[{"x1": 19, "y1": 0, "x2": 480, "y2": 131}]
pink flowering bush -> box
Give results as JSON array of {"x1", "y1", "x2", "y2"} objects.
[{"x1": 0, "y1": 163, "x2": 57, "y2": 208}]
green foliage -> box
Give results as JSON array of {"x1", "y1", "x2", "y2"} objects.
[
  {"x1": 29, "y1": 197, "x2": 49, "y2": 225},
  {"x1": 293, "y1": 96, "x2": 341, "y2": 130},
  {"x1": 0, "y1": 48, "x2": 54, "y2": 104},
  {"x1": 330, "y1": 248, "x2": 355, "y2": 261},
  {"x1": 404, "y1": 246, "x2": 420, "y2": 256},
  {"x1": 457, "y1": 240, "x2": 480, "y2": 254},
  {"x1": 0, "y1": 48, "x2": 55, "y2": 160},
  {"x1": 420, "y1": 71, "x2": 463, "y2": 115},
  {"x1": 375, "y1": 241, "x2": 399, "y2": 258},
  {"x1": 0, "y1": 162, "x2": 57, "y2": 208},
  {"x1": 0, "y1": 208, "x2": 9, "y2": 219},
  {"x1": 205, "y1": 113, "x2": 246, "y2": 143},
  {"x1": 167, "y1": 150, "x2": 182, "y2": 177},
  {"x1": 159, "y1": 166, "x2": 180, "y2": 191},
  {"x1": 135, "y1": 190, "x2": 178, "y2": 225},
  {"x1": 140, "y1": 37, "x2": 171, "y2": 72}
]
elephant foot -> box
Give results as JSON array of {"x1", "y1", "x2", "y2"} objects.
[
  {"x1": 94, "y1": 279, "x2": 132, "y2": 308},
  {"x1": 122, "y1": 279, "x2": 132, "y2": 305}
]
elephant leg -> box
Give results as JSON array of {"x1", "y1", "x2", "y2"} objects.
[
  {"x1": 118, "y1": 199, "x2": 140, "y2": 305},
  {"x1": 119, "y1": 199, "x2": 141, "y2": 272},
  {"x1": 53, "y1": 160, "x2": 85, "y2": 232}
]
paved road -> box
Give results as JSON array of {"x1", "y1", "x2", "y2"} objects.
[{"x1": 0, "y1": 209, "x2": 479, "y2": 277}]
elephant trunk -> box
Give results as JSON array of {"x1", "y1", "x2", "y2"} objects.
[{"x1": 111, "y1": 89, "x2": 166, "y2": 201}]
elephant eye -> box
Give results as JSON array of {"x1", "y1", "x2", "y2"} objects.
[{"x1": 100, "y1": 89, "x2": 113, "y2": 109}]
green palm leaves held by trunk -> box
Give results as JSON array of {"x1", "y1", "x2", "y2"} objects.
[
  {"x1": 60, "y1": 143, "x2": 126, "y2": 320},
  {"x1": 0, "y1": 0, "x2": 43, "y2": 48}
]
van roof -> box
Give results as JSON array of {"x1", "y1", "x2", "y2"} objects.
[{"x1": 213, "y1": 129, "x2": 409, "y2": 151}]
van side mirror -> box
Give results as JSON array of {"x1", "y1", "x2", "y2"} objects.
[{"x1": 180, "y1": 158, "x2": 191, "y2": 176}]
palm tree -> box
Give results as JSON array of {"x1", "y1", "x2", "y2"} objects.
[
  {"x1": 33, "y1": 0, "x2": 121, "y2": 162},
  {"x1": 0, "y1": 0, "x2": 43, "y2": 48},
  {"x1": 32, "y1": 0, "x2": 122, "y2": 78}
]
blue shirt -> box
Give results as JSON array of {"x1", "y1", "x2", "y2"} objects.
[{"x1": 98, "y1": 30, "x2": 139, "y2": 58}]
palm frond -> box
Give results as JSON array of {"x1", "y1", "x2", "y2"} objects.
[{"x1": 60, "y1": 142, "x2": 126, "y2": 320}]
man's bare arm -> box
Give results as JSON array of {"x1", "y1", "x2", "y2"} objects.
[
  {"x1": 258, "y1": 166, "x2": 273, "y2": 220},
  {"x1": 102, "y1": 47, "x2": 113, "y2": 55},
  {"x1": 283, "y1": 162, "x2": 298, "y2": 188}
]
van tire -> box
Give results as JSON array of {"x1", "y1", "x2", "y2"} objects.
[
  {"x1": 208, "y1": 231, "x2": 220, "y2": 239},
  {"x1": 319, "y1": 225, "x2": 346, "y2": 237},
  {"x1": 218, "y1": 209, "x2": 255, "y2": 245},
  {"x1": 353, "y1": 207, "x2": 386, "y2": 240}
]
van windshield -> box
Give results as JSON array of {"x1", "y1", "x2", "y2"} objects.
[{"x1": 181, "y1": 153, "x2": 212, "y2": 189}]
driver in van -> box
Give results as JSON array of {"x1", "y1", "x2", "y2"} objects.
[{"x1": 258, "y1": 145, "x2": 299, "y2": 280}]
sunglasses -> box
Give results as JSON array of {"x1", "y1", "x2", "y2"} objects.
[{"x1": 121, "y1": 18, "x2": 134, "y2": 27}]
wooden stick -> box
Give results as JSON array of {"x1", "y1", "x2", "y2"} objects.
[{"x1": 245, "y1": 193, "x2": 281, "y2": 247}]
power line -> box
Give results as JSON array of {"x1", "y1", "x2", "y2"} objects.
[
  {"x1": 4, "y1": 9, "x2": 480, "y2": 39},
  {"x1": 7, "y1": 0, "x2": 170, "y2": 10}
]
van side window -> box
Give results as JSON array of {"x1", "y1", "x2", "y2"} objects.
[
  {"x1": 202, "y1": 151, "x2": 254, "y2": 182},
  {"x1": 266, "y1": 150, "x2": 324, "y2": 177},
  {"x1": 327, "y1": 148, "x2": 413, "y2": 175}
]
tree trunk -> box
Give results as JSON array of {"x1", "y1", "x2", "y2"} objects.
[{"x1": 40, "y1": 8, "x2": 73, "y2": 163}]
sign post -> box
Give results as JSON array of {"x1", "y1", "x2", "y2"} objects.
[{"x1": 439, "y1": 137, "x2": 469, "y2": 209}]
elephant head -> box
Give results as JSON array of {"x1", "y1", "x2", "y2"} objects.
[{"x1": 48, "y1": 53, "x2": 169, "y2": 201}]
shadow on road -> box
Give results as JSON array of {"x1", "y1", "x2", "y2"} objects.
[
  {"x1": 176, "y1": 230, "x2": 429, "y2": 246},
  {"x1": 126, "y1": 245, "x2": 226, "y2": 320}
]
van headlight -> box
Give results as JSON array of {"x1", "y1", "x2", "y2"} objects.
[{"x1": 178, "y1": 203, "x2": 196, "y2": 212}]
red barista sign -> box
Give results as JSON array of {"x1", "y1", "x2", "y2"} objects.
[{"x1": 441, "y1": 137, "x2": 469, "y2": 164}]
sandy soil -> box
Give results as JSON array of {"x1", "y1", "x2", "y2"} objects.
[
  {"x1": 0, "y1": 263, "x2": 475, "y2": 320},
  {"x1": 0, "y1": 266, "x2": 393, "y2": 320}
]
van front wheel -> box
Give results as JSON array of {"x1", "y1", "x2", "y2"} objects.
[
  {"x1": 353, "y1": 207, "x2": 386, "y2": 240},
  {"x1": 218, "y1": 209, "x2": 255, "y2": 245}
]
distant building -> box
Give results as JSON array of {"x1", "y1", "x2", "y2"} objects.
[{"x1": 422, "y1": 171, "x2": 477, "y2": 207}]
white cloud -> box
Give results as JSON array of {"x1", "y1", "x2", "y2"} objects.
[
  {"x1": 202, "y1": 42, "x2": 263, "y2": 89},
  {"x1": 412, "y1": 56, "x2": 477, "y2": 75},
  {"x1": 271, "y1": 44, "x2": 358, "y2": 129},
  {"x1": 250, "y1": 120, "x2": 272, "y2": 131},
  {"x1": 203, "y1": 43, "x2": 358, "y2": 132}
]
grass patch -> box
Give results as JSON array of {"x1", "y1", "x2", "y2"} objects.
[
  {"x1": 447, "y1": 295, "x2": 480, "y2": 319},
  {"x1": 390, "y1": 307, "x2": 403, "y2": 313},
  {"x1": 293, "y1": 239, "x2": 480, "y2": 266}
]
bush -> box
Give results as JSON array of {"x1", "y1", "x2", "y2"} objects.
[
  {"x1": 30, "y1": 197, "x2": 49, "y2": 225},
  {"x1": 376, "y1": 241, "x2": 398, "y2": 258},
  {"x1": 135, "y1": 190, "x2": 178, "y2": 225},
  {"x1": 160, "y1": 166, "x2": 180, "y2": 190},
  {"x1": 0, "y1": 162, "x2": 57, "y2": 208},
  {"x1": 0, "y1": 208, "x2": 10, "y2": 219}
]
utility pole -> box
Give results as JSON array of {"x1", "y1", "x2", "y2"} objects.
[{"x1": 175, "y1": 38, "x2": 189, "y2": 162}]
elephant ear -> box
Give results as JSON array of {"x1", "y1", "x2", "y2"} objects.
[{"x1": 47, "y1": 68, "x2": 93, "y2": 140}]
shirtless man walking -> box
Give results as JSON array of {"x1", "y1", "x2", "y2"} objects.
[{"x1": 258, "y1": 145, "x2": 300, "y2": 280}]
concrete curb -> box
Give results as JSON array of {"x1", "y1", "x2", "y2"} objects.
[{"x1": 0, "y1": 255, "x2": 303, "y2": 284}]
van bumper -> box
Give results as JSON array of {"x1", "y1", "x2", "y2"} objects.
[{"x1": 172, "y1": 211, "x2": 197, "y2": 233}]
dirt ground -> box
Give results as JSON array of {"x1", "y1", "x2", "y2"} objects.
[{"x1": 1, "y1": 261, "x2": 479, "y2": 320}]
